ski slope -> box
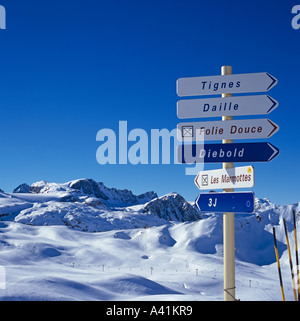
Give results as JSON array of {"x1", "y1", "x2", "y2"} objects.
[{"x1": 0, "y1": 179, "x2": 299, "y2": 301}]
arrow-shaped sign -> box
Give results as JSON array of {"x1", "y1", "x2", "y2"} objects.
[
  {"x1": 177, "y1": 95, "x2": 278, "y2": 119},
  {"x1": 195, "y1": 192, "x2": 255, "y2": 214},
  {"x1": 177, "y1": 72, "x2": 277, "y2": 97},
  {"x1": 177, "y1": 142, "x2": 280, "y2": 164},
  {"x1": 177, "y1": 118, "x2": 279, "y2": 141},
  {"x1": 194, "y1": 166, "x2": 255, "y2": 190}
]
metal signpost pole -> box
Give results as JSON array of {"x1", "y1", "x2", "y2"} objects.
[{"x1": 222, "y1": 65, "x2": 235, "y2": 301}]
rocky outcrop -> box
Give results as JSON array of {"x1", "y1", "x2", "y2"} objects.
[
  {"x1": 69, "y1": 179, "x2": 109, "y2": 200},
  {"x1": 13, "y1": 183, "x2": 30, "y2": 193},
  {"x1": 143, "y1": 193, "x2": 201, "y2": 222}
]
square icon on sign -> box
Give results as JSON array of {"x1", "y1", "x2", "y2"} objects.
[
  {"x1": 201, "y1": 175, "x2": 208, "y2": 186},
  {"x1": 182, "y1": 126, "x2": 193, "y2": 138}
]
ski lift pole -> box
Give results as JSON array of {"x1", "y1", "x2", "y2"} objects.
[
  {"x1": 273, "y1": 227, "x2": 285, "y2": 301},
  {"x1": 293, "y1": 210, "x2": 300, "y2": 301},
  {"x1": 283, "y1": 219, "x2": 297, "y2": 301}
]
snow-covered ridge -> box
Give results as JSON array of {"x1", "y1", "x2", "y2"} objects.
[
  {"x1": 2, "y1": 179, "x2": 300, "y2": 236},
  {"x1": 0, "y1": 179, "x2": 200, "y2": 232},
  {"x1": 143, "y1": 193, "x2": 200, "y2": 222},
  {"x1": 13, "y1": 179, "x2": 158, "y2": 207}
]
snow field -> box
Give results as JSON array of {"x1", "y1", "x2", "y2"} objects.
[
  {"x1": 0, "y1": 217, "x2": 296, "y2": 301},
  {"x1": 0, "y1": 181, "x2": 299, "y2": 301}
]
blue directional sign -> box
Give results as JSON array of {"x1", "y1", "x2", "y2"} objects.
[
  {"x1": 177, "y1": 142, "x2": 279, "y2": 164},
  {"x1": 195, "y1": 192, "x2": 255, "y2": 214}
]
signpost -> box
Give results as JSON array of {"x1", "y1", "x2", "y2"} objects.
[
  {"x1": 176, "y1": 72, "x2": 277, "y2": 97},
  {"x1": 177, "y1": 95, "x2": 278, "y2": 119},
  {"x1": 194, "y1": 166, "x2": 254, "y2": 190},
  {"x1": 177, "y1": 142, "x2": 280, "y2": 164},
  {"x1": 195, "y1": 192, "x2": 255, "y2": 214},
  {"x1": 220, "y1": 66, "x2": 235, "y2": 302},
  {"x1": 177, "y1": 118, "x2": 279, "y2": 141},
  {"x1": 176, "y1": 66, "x2": 279, "y2": 301}
]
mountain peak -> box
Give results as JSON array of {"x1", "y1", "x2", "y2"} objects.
[
  {"x1": 69, "y1": 178, "x2": 109, "y2": 200},
  {"x1": 143, "y1": 192, "x2": 200, "y2": 222},
  {"x1": 13, "y1": 183, "x2": 30, "y2": 193}
]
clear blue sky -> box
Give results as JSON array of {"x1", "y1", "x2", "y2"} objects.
[{"x1": 0, "y1": 0, "x2": 299, "y2": 205}]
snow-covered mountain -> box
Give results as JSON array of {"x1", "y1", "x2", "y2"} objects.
[
  {"x1": 143, "y1": 193, "x2": 200, "y2": 222},
  {"x1": 1, "y1": 178, "x2": 300, "y2": 300},
  {"x1": 13, "y1": 179, "x2": 158, "y2": 207},
  {"x1": 1, "y1": 179, "x2": 299, "y2": 238},
  {"x1": 1, "y1": 179, "x2": 200, "y2": 232}
]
